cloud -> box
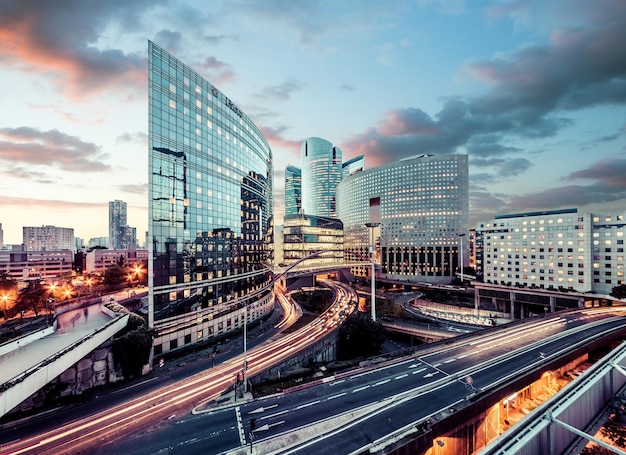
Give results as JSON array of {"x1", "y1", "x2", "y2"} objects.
[
  {"x1": 154, "y1": 29, "x2": 184, "y2": 53},
  {"x1": 194, "y1": 56, "x2": 236, "y2": 85},
  {"x1": 0, "y1": 0, "x2": 150, "y2": 100},
  {"x1": 258, "y1": 125, "x2": 302, "y2": 156},
  {"x1": 565, "y1": 158, "x2": 626, "y2": 188},
  {"x1": 118, "y1": 183, "x2": 148, "y2": 195},
  {"x1": 0, "y1": 195, "x2": 105, "y2": 209},
  {"x1": 339, "y1": 84, "x2": 355, "y2": 91},
  {"x1": 0, "y1": 166, "x2": 56, "y2": 184},
  {"x1": 0, "y1": 127, "x2": 109, "y2": 172},
  {"x1": 116, "y1": 132, "x2": 148, "y2": 146},
  {"x1": 470, "y1": 157, "x2": 532, "y2": 177},
  {"x1": 257, "y1": 79, "x2": 305, "y2": 102},
  {"x1": 343, "y1": 1, "x2": 626, "y2": 169}
]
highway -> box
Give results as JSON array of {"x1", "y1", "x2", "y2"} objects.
[
  {"x1": 90, "y1": 307, "x2": 626, "y2": 454},
  {"x1": 0, "y1": 282, "x2": 356, "y2": 455}
]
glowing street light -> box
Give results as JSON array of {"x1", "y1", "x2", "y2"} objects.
[{"x1": 1, "y1": 294, "x2": 8, "y2": 320}]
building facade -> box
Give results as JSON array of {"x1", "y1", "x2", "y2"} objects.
[
  {"x1": 282, "y1": 214, "x2": 343, "y2": 266},
  {"x1": 109, "y1": 200, "x2": 127, "y2": 249},
  {"x1": 336, "y1": 154, "x2": 469, "y2": 283},
  {"x1": 0, "y1": 247, "x2": 73, "y2": 281},
  {"x1": 85, "y1": 249, "x2": 148, "y2": 274},
  {"x1": 148, "y1": 41, "x2": 274, "y2": 355},
  {"x1": 342, "y1": 155, "x2": 365, "y2": 178},
  {"x1": 301, "y1": 137, "x2": 343, "y2": 218},
  {"x1": 475, "y1": 208, "x2": 625, "y2": 295},
  {"x1": 23, "y1": 226, "x2": 74, "y2": 252},
  {"x1": 284, "y1": 165, "x2": 302, "y2": 217}
]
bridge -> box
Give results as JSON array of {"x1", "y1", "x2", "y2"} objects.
[{"x1": 0, "y1": 302, "x2": 129, "y2": 418}]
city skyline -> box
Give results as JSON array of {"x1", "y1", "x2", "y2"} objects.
[{"x1": 1, "y1": 0, "x2": 625, "y2": 244}]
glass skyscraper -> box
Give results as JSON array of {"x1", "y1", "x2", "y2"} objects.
[
  {"x1": 336, "y1": 154, "x2": 469, "y2": 282},
  {"x1": 284, "y1": 165, "x2": 302, "y2": 217},
  {"x1": 148, "y1": 41, "x2": 274, "y2": 355},
  {"x1": 301, "y1": 137, "x2": 342, "y2": 218}
]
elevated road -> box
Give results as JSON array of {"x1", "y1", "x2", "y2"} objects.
[
  {"x1": 88, "y1": 307, "x2": 626, "y2": 455},
  {"x1": 0, "y1": 281, "x2": 356, "y2": 455}
]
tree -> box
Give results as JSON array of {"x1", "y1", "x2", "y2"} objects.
[
  {"x1": 337, "y1": 313, "x2": 386, "y2": 360},
  {"x1": 610, "y1": 284, "x2": 626, "y2": 300},
  {"x1": 16, "y1": 280, "x2": 47, "y2": 317},
  {"x1": 103, "y1": 265, "x2": 126, "y2": 286},
  {"x1": 0, "y1": 273, "x2": 17, "y2": 319}
]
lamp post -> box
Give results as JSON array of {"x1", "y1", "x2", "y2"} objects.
[
  {"x1": 458, "y1": 233, "x2": 466, "y2": 284},
  {"x1": 365, "y1": 222, "x2": 380, "y2": 322},
  {"x1": 243, "y1": 305, "x2": 248, "y2": 393}
]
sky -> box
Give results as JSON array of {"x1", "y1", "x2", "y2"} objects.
[{"x1": 0, "y1": 0, "x2": 625, "y2": 246}]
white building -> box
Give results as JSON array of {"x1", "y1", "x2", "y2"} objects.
[
  {"x1": 476, "y1": 208, "x2": 625, "y2": 295},
  {"x1": 336, "y1": 154, "x2": 469, "y2": 283},
  {"x1": 23, "y1": 225, "x2": 74, "y2": 252}
]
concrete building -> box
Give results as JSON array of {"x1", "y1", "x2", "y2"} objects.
[
  {"x1": 0, "y1": 246, "x2": 73, "y2": 281},
  {"x1": 301, "y1": 137, "x2": 343, "y2": 218},
  {"x1": 475, "y1": 208, "x2": 625, "y2": 295},
  {"x1": 0, "y1": 223, "x2": 3, "y2": 250},
  {"x1": 88, "y1": 237, "x2": 109, "y2": 249},
  {"x1": 84, "y1": 249, "x2": 148, "y2": 274},
  {"x1": 148, "y1": 41, "x2": 274, "y2": 355},
  {"x1": 23, "y1": 225, "x2": 74, "y2": 252},
  {"x1": 283, "y1": 214, "x2": 343, "y2": 266},
  {"x1": 336, "y1": 154, "x2": 469, "y2": 283}
]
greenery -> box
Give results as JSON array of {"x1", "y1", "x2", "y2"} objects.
[
  {"x1": 291, "y1": 288, "x2": 333, "y2": 313},
  {"x1": 108, "y1": 302, "x2": 155, "y2": 378},
  {"x1": 610, "y1": 284, "x2": 626, "y2": 300},
  {"x1": 103, "y1": 264, "x2": 127, "y2": 286},
  {"x1": 15, "y1": 280, "x2": 48, "y2": 317},
  {"x1": 337, "y1": 312, "x2": 386, "y2": 360}
]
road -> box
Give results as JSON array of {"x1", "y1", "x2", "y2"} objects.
[
  {"x1": 0, "y1": 282, "x2": 356, "y2": 455},
  {"x1": 91, "y1": 307, "x2": 626, "y2": 455}
]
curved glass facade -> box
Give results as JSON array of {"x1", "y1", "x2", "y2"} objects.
[
  {"x1": 301, "y1": 137, "x2": 342, "y2": 218},
  {"x1": 148, "y1": 42, "x2": 273, "y2": 354},
  {"x1": 336, "y1": 154, "x2": 468, "y2": 282}
]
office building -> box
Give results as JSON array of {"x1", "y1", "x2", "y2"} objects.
[
  {"x1": 336, "y1": 154, "x2": 469, "y2": 283},
  {"x1": 301, "y1": 137, "x2": 342, "y2": 218},
  {"x1": 475, "y1": 208, "x2": 625, "y2": 296},
  {"x1": 342, "y1": 155, "x2": 365, "y2": 178},
  {"x1": 23, "y1": 225, "x2": 74, "y2": 252},
  {"x1": 109, "y1": 200, "x2": 136, "y2": 249},
  {"x1": 0, "y1": 223, "x2": 3, "y2": 249},
  {"x1": 284, "y1": 165, "x2": 302, "y2": 217},
  {"x1": 283, "y1": 214, "x2": 343, "y2": 266},
  {"x1": 148, "y1": 41, "x2": 274, "y2": 355}
]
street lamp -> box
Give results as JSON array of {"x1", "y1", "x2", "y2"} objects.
[
  {"x1": 458, "y1": 233, "x2": 466, "y2": 284},
  {"x1": 365, "y1": 222, "x2": 380, "y2": 322},
  {"x1": 1, "y1": 294, "x2": 8, "y2": 320}
]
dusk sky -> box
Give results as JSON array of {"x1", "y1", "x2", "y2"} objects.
[{"x1": 1, "y1": 0, "x2": 625, "y2": 245}]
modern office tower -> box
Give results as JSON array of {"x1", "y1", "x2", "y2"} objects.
[
  {"x1": 342, "y1": 155, "x2": 365, "y2": 178},
  {"x1": 336, "y1": 154, "x2": 469, "y2": 283},
  {"x1": 148, "y1": 41, "x2": 274, "y2": 355},
  {"x1": 475, "y1": 208, "x2": 625, "y2": 295},
  {"x1": 284, "y1": 165, "x2": 302, "y2": 217},
  {"x1": 283, "y1": 214, "x2": 343, "y2": 266},
  {"x1": 0, "y1": 223, "x2": 3, "y2": 249},
  {"x1": 23, "y1": 225, "x2": 75, "y2": 252},
  {"x1": 109, "y1": 200, "x2": 127, "y2": 249},
  {"x1": 301, "y1": 137, "x2": 343, "y2": 218}
]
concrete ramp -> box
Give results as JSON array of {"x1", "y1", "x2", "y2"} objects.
[{"x1": 0, "y1": 305, "x2": 129, "y2": 418}]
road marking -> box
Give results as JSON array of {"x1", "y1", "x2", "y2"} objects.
[
  {"x1": 327, "y1": 392, "x2": 347, "y2": 400},
  {"x1": 353, "y1": 385, "x2": 371, "y2": 393},
  {"x1": 408, "y1": 363, "x2": 420, "y2": 369},
  {"x1": 374, "y1": 379, "x2": 391, "y2": 387},
  {"x1": 395, "y1": 374, "x2": 408, "y2": 380},
  {"x1": 262, "y1": 409, "x2": 290, "y2": 420},
  {"x1": 411, "y1": 367, "x2": 427, "y2": 375},
  {"x1": 249, "y1": 404, "x2": 278, "y2": 414},
  {"x1": 329, "y1": 379, "x2": 345, "y2": 386},
  {"x1": 296, "y1": 400, "x2": 320, "y2": 410},
  {"x1": 443, "y1": 358, "x2": 456, "y2": 364},
  {"x1": 235, "y1": 406, "x2": 246, "y2": 446},
  {"x1": 350, "y1": 371, "x2": 373, "y2": 379}
]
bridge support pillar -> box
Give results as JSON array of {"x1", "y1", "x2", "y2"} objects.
[
  {"x1": 550, "y1": 295, "x2": 556, "y2": 313},
  {"x1": 474, "y1": 287, "x2": 480, "y2": 315}
]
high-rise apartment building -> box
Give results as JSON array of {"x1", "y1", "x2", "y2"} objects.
[
  {"x1": 336, "y1": 154, "x2": 469, "y2": 282},
  {"x1": 109, "y1": 200, "x2": 127, "y2": 249},
  {"x1": 475, "y1": 208, "x2": 625, "y2": 295},
  {"x1": 284, "y1": 165, "x2": 302, "y2": 217},
  {"x1": 23, "y1": 225, "x2": 74, "y2": 252},
  {"x1": 148, "y1": 41, "x2": 274, "y2": 355},
  {"x1": 301, "y1": 137, "x2": 343, "y2": 218}
]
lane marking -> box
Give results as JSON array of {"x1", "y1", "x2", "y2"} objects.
[
  {"x1": 328, "y1": 392, "x2": 347, "y2": 400},
  {"x1": 353, "y1": 385, "x2": 371, "y2": 393},
  {"x1": 395, "y1": 374, "x2": 408, "y2": 380},
  {"x1": 296, "y1": 400, "x2": 320, "y2": 410},
  {"x1": 374, "y1": 379, "x2": 391, "y2": 387}
]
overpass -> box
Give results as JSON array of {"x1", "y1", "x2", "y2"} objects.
[{"x1": 0, "y1": 303, "x2": 129, "y2": 418}]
